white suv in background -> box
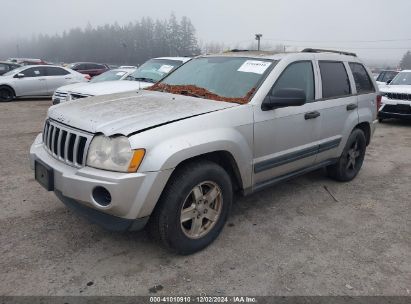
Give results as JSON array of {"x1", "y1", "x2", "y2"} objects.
[
  {"x1": 379, "y1": 70, "x2": 411, "y2": 122},
  {"x1": 52, "y1": 57, "x2": 190, "y2": 104}
]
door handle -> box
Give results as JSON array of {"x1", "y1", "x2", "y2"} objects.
[
  {"x1": 304, "y1": 111, "x2": 320, "y2": 120},
  {"x1": 38, "y1": 79, "x2": 46, "y2": 81},
  {"x1": 64, "y1": 77, "x2": 72, "y2": 80},
  {"x1": 346, "y1": 103, "x2": 358, "y2": 111}
]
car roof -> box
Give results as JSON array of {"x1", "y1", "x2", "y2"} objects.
[
  {"x1": 398, "y1": 70, "x2": 411, "y2": 73},
  {"x1": 200, "y1": 50, "x2": 362, "y2": 62},
  {"x1": 69, "y1": 62, "x2": 107, "y2": 65},
  {"x1": 154, "y1": 57, "x2": 191, "y2": 63},
  {"x1": 19, "y1": 64, "x2": 68, "y2": 69}
]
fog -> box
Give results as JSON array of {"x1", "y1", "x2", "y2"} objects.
[{"x1": 2, "y1": 0, "x2": 411, "y2": 66}]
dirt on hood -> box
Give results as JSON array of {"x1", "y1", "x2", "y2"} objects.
[{"x1": 147, "y1": 83, "x2": 255, "y2": 105}]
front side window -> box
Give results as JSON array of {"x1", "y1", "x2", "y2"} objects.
[
  {"x1": 20, "y1": 67, "x2": 46, "y2": 77},
  {"x1": 389, "y1": 71, "x2": 411, "y2": 85},
  {"x1": 319, "y1": 61, "x2": 351, "y2": 99},
  {"x1": 148, "y1": 57, "x2": 275, "y2": 104},
  {"x1": 349, "y1": 63, "x2": 374, "y2": 94},
  {"x1": 127, "y1": 59, "x2": 184, "y2": 84},
  {"x1": 270, "y1": 61, "x2": 315, "y2": 101}
]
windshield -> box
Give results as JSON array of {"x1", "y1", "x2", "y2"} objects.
[
  {"x1": 147, "y1": 57, "x2": 274, "y2": 104},
  {"x1": 3, "y1": 66, "x2": 26, "y2": 76},
  {"x1": 126, "y1": 59, "x2": 183, "y2": 83},
  {"x1": 390, "y1": 71, "x2": 411, "y2": 85},
  {"x1": 90, "y1": 69, "x2": 129, "y2": 83}
]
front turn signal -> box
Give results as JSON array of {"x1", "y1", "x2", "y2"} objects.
[{"x1": 127, "y1": 149, "x2": 146, "y2": 172}]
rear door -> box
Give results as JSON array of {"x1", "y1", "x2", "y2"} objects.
[
  {"x1": 314, "y1": 60, "x2": 358, "y2": 164},
  {"x1": 12, "y1": 67, "x2": 48, "y2": 96},
  {"x1": 44, "y1": 67, "x2": 72, "y2": 95}
]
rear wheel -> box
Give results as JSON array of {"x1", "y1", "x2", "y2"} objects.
[
  {"x1": 327, "y1": 129, "x2": 366, "y2": 182},
  {"x1": 0, "y1": 87, "x2": 14, "y2": 102},
  {"x1": 148, "y1": 160, "x2": 233, "y2": 254}
]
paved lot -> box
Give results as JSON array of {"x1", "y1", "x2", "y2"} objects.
[{"x1": 0, "y1": 99, "x2": 410, "y2": 296}]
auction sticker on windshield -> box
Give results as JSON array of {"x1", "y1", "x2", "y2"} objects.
[
  {"x1": 237, "y1": 60, "x2": 271, "y2": 74},
  {"x1": 158, "y1": 65, "x2": 174, "y2": 73}
]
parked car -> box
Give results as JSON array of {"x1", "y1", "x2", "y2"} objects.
[
  {"x1": 375, "y1": 70, "x2": 399, "y2": 87},
  {"x1": 0, "y1": 65, "x2": 88, "y2": 102},
  {"x1": 53, "y1": 57, "x2": 190, "y2": 104},
  {"x1": 52, "y1": 67, "x2": 137, "y2": 104},
  {"x1": 7, "y1": 58, "x2": 49, "y2": 66},
  {"x1": 67, "y1": 62, "x2": 110, "y2": 77},
  {"x1": 378, "y1": 70, "x2": 411, "y2": 121},
  {"x1": 30, "y1": 49, "x2": 378, "y2": 254},
  {"x1": 0, "y1": 61, "x2": 21, "y2": 76}
]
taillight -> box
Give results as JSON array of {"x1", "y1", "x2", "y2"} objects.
[
  {"x1": 376, "y1": 95, "x2": 382, "y2": 110},
  {"x1": 84, "y1": 74, "x2": 91, "y2": 81}
]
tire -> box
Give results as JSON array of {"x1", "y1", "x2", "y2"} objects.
[
  {"x1": 0, "y1": 86, "x2": 14, "y2": 102},
  {"x1": 148, "y1": 160, "x2": 233, "y2": 255},
  {"x1": 378, "y1": 118, "x2": 384, "y2": 123},
  {"x1": 327, "y1": 129, "x2": 367, "y2": 182}
]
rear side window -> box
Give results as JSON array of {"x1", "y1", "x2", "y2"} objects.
[
  {"x1": 271, "y1": 61, "x2": 315, "y2": 101},
  {"x1": 349, "y1": 63, "x2": 374, "y2": 94},
  {"x1": 0, "y1": 64, "x2": 8, "y2": 71},
  {"x1": 46, "y1": 67, "x2": 70, "y2": 76},
  {"x1": 319, "y1": 61, "x2": 351, "y2": 98}
]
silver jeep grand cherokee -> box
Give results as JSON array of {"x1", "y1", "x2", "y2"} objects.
[{"x1": 30, "y1": 49, "x2": 379, "y2": 254}]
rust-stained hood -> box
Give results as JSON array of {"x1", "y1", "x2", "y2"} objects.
[{"x1": 48, "y1": 90, "x2": 238, "y2": 136}]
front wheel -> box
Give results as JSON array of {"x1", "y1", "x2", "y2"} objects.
[
  {"x1": 327, "y1": 129, "x2": 366, "y2": 182},
  {"x1": 148, "y1": 160, "x2": 233, "y2": 254},
  {"x1": 0, "y1": 87, "x2": 14, "y2": 102}
]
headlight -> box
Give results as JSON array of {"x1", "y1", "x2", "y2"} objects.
[{"x1": 86, "y1": 135, "x2": 145, "y2": 172}]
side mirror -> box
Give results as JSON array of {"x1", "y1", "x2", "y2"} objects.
[
  {"x1": 262, "y1": 88, "x2": 306, "y2": 111},
  {"x1": 14, "y1": 73, "x2": 25, "y2": 79},
  {"x1": 386, "y1": 79, "x2": 392, "y2": 84}
]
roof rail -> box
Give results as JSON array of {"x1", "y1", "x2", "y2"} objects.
[
  {"x1": 228, "y1": 49, "x2": 252, "y2": 53},
  {"x1": 301, "y1": 48, "x2": 357, "y2": 57}
]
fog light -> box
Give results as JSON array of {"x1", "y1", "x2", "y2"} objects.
[{"x1": 92, "y1": 186, "x2": 112, "y2": 206}]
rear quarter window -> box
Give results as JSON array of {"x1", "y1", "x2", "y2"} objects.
[
  {"x1": 319, "y1": 61, "x2": 351, "y2": 99},
  {"x1": 349, "y1": 63, "x2": 375, "y2": 94}
]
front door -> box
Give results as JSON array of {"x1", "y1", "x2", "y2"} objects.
[
  {"x1": 12, "y1": 67, "x2": 47, "y2": 96},
  {"x1": 253, "y1": 60, "x2": 322, "y2": 190}
]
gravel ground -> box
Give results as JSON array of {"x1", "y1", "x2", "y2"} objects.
[{"x1": 0, "y1": 99, "x2": 410, "y2": 296}]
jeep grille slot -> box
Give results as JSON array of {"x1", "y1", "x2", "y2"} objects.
[
  {"x1": 43, "y1": 119, "x2": 93, "y2": 168},
  {"x1": 387, "y1": 93, "x2": 411, "y2": 101}
]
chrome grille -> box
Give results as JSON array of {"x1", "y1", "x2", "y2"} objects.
[
  {"x1": 42, "y1": 119, "x2": 93, "y2": 168},
  {"x1": 387, "y1": 92, "x2": 411, "y2": 101},
  {"x1": 54, "y1": 91, "x2": 68, "y2": 99}
]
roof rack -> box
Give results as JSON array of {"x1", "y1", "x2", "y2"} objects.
[
  {"x1": 228, "y1": 49, "x2": 252, "y2": 52},
  {"x1": 301, "y1": 48, "x2": 357, "y2": 57}
]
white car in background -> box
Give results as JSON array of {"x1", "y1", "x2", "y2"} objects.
[
  {"x1": 52, "y1": 67, "x2": 136, "y2": 104},
  {"x1": 53, "y1": 57, "x2": 190, "y2": 104},
  {"x1": 0, "y1": 65, "x2": 87, "y2": 102},
  {"x1": 375, "y1": 70, "x2": 399, "y2": 87},
  {"x1": 378, "y1": 70, "x2": 411, "y2": 122}
]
